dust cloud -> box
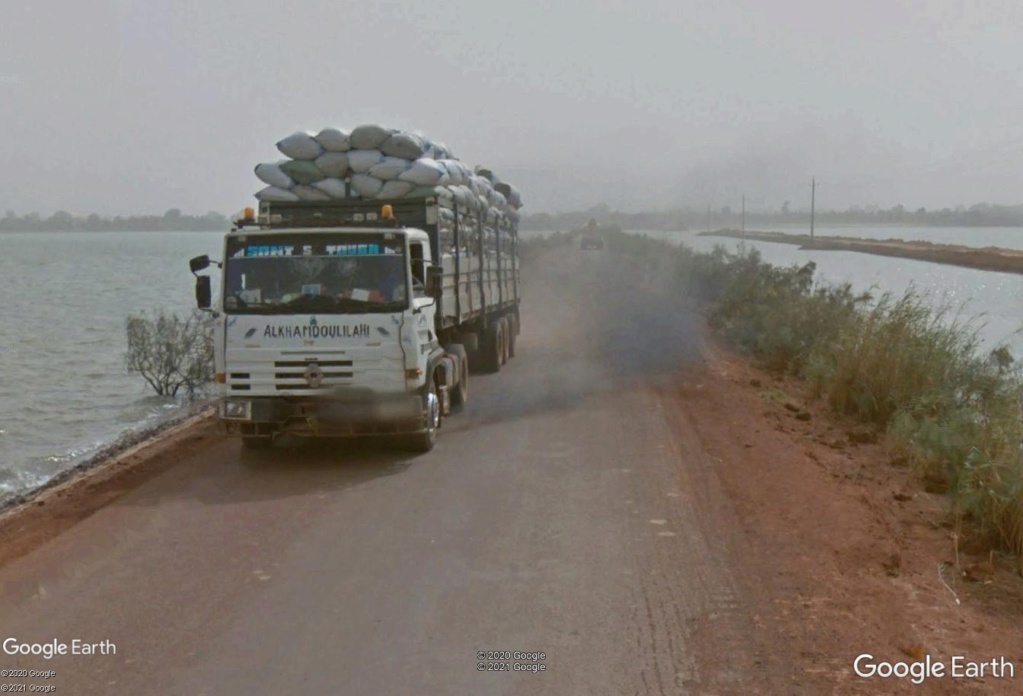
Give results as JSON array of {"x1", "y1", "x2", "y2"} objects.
[{"x1": 464, "y1": 236, "x2": 703, "y2": 426}]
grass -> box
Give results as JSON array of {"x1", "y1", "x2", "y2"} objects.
[{"x1": 598, "y1": 229, "x2": 1023, "y2": 560}]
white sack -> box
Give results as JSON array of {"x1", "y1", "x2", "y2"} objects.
[
  {"x1": 398, "y1": 157, "x2": 447, "y2": 186},
  {"x1": 437, "y1": 159, "x2": 464, "y2": 186},
  {"x1": 368, "y1": 156, "x2": 412, "y2": 181},
  {"x1": 347, "y1": 149, "x2": 385, "y2": 173},
  {"x1": 405, "y1": 185, "x2": 440, "y2": 198},
  {"x1": 314, "y1": 127, "x2": 351, "y2": 152},
  {"x1": 349, "y1": 124, "x2": 392, "y2": 150},
  {"x1": 432, "y1": 142, "x2": 453, "y2": 160},
  {"x1": 255, "y1": 186, "x2": 300, "y2": 202},
  {"x1": 254, "y1": 161, "x2": 296, "y2": 189},
  {"x1": 314, "y1": 152, "x2": 350, "y2": 178},
  {"x1": 350, "y1": 173, "x2": 384, "y2": 198},
  {"x1": 376, "y1": 180, "x2": 416, "y2": 199},
  {"x1": 279, "y1": 160, "x2": 324, "y2": 185},
  {"x1": 312, "y1": 178, "x2": 349, "y2": 198},
  {"x1": 380, "y1": 132, "x2": 426, "y2": 160},
  {"x1": 276, "y1": 131, "x2": 324, "y2": 160}
]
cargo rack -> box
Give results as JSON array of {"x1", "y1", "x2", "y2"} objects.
[{"x1": 236, "y1": 198, "x2": 449, "y2": 232}]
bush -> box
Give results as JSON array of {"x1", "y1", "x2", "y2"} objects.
[
  {"x1": 676, "y1": 243, "x2": 1023, "y2": 559},
  {"x1": 125, "y1": 309, "x2": 214, "y2": 399},
  {"x1": 696, "y1": 246, "x2": 866, "y2": 374}
]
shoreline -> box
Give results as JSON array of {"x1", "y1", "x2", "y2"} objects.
[
  {"x1": 700, "y1": 229, "x2": 1023, "y2": 274},
  {"x1": 0, "y1": 400, "x2": 215, "y2": 514},
  {"x1": 0, "y1": 404, "x2": 217, "y2": 569}
]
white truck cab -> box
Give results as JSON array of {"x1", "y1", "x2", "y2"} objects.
[{"x1": 190, "y1": 197, "x2": 519, "y2": 451}]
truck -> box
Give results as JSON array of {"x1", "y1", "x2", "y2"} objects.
[{"x1": 188, "y1": 193, "x2": 521, "y2": 452}]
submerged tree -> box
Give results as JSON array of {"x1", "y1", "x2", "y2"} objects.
[{"x1": 125, "y1": 310, "x2": 214, "y2": 398}]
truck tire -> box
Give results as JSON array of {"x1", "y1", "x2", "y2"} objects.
[
  {"x1": 405, "y1": 376, "x2": 440, "y2": 453},
  {"x1": 507, "y1": 316, "x2": 517, "y2": 359},
  {"x1": 480, "y1": 322, "x2": 502, "y2": 374},
  {"x1": 446, "y1": 344, "x2": 469, "y2": 408},
  {"x1": 498, "y1": 318, "x2": 510, "y2": 365}
]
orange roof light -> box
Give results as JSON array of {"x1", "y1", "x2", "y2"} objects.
[
  {"x1": 381, "y1": 204, "x2": 394, "y2": 220},
  {"x1": 243, "y1": 207, "x2": 255, "y2": 221}
]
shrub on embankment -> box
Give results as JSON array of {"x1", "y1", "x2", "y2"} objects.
[
  {"x1": 125, "y1": 310, "x2": 215, "y2": 399},
  {"x1": 603, "y1": 230, "x2": 1023, "y2": 559}
]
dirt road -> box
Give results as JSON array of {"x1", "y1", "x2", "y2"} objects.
[{"x1": 0, "y1": 245, "x2": 1020, "y2": 695}]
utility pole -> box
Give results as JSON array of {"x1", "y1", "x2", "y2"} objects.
[
  {"x1": 810, "y1": 177, "x2": 817, "y2": 242},
  {"x1": 741, "y1": 194, "x2": 746, "y2": 236}
]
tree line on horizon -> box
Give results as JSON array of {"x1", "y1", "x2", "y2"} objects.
[
  {"x1": 0, "y1": 209, "x2": 230, "y2": 232},
  {"x1": 6, "y1": 200, "x2": 1023, "y2": 233},
  {"x1": 520, "y1": 202, "x2": 1023, "y2": 231}
]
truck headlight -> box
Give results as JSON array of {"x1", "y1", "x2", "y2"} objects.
[{"x1": 222, "y1": 399, "x2": 252, "y2": 420}]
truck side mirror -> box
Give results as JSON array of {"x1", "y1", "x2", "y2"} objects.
[
  {"x1": 426, "y1": 265, "x2": 443, "y2": 299},
  {"x1": 195, "y1": 275, "x2": 211, "y2": 309},
  {"x1": 190, "y1": 255, "x2": 211, "y2": 274}
]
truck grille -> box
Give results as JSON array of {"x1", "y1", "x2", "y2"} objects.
[{"x1": 226, "y1": 357, "x2": 403, "y2": 392}]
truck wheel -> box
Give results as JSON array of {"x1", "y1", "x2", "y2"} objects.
[
  {"x1": 480, "y1": 322, "x2": 502, "y2": 374},
  {"x1": 507, "y1": 317, "x2": 517, "y2": 359},
  {"x1": 498, "y1": 318, "x2": 510, "y2": 365},
  {"x1": 447, "y1": 344, "x2": 469, "y2": 408},
  {"x1": 406, "y1": 378, "x2": 440, "y2": 453}
]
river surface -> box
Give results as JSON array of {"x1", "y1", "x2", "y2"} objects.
[
  {"x1": 1, "y1": 227, "x2": 1022, "y2": 505},
  {"x1": 0, "y1": 231, "x2": 223, "y2": 504}
]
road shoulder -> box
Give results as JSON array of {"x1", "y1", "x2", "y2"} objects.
[
  {"x1": 0, "y1": 411, "x2": 218, "y2": 570},
  {"x1": 664, "y1": 337, "x2": 1023, "y2": 694}
]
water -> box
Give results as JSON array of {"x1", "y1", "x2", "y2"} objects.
[{"x1": 0, "y1": 231, "x2": 223, "y2": 504}]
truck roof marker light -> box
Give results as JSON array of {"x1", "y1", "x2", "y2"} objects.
[
  {"x1": 381, "y1": 204, "x2": 394, "y2": 220},
  {"x1": 243, "y1": 207, "x2": 255, "y2": 221}
]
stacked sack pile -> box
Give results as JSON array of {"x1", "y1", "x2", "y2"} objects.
[{"x1": 254, "y1": 125, "x2": 523, "y2": 224}]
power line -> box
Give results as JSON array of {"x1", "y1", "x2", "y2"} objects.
[{"x1": 810, "y1": 177, "x2": 818, "y2": 241}]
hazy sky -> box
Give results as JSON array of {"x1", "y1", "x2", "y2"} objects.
[{"x1": 3, "y1": 0, "x2": 1022, "y2": 214}]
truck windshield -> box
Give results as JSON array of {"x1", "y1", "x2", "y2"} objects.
[{"x1": 222, "y1": 233, "x2": 408, "y2": 314}]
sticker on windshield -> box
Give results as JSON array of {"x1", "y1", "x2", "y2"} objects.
[
  {"x1": 239, "y1": 289, "x2": 262, "y2": 303},
  {"x1": 245, "y1": 244, "x2": 294, "y2": 257}
]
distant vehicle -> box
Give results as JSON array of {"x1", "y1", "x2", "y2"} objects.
[{"x1": 576, "y1": 217, "x2": 613, "y2": 250}]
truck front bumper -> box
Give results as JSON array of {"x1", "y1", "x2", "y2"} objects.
[{"x1": 218, "y1": 393, "x2": 427, "y2": 438}]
